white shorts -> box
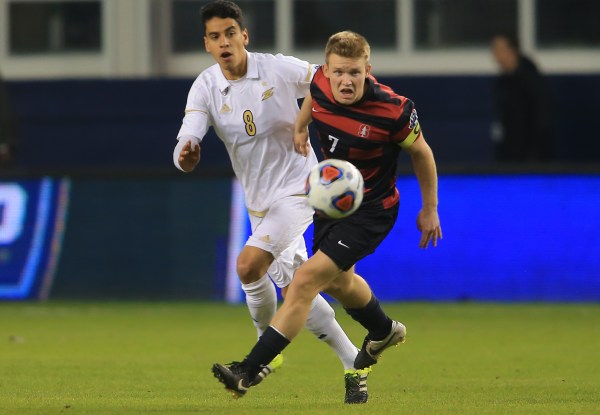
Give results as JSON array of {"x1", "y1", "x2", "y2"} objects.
[{"x1": 246, "y1": 195, "x2": 313, "y2": 288}]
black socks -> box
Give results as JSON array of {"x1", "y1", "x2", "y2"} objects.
[
  {"x1": 344, "y1": 294, "x2": 393, "y2": 341},
  {"x1": 243, "y1": 326, "x2": 290, "y2": 379}
]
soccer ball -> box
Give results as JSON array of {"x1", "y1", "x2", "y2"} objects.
[{"x1": 305, "y1": 159, "x2": 364, "y2": 219}]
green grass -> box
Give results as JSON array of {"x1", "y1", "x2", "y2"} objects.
[{"x1": 1, "y1": 302, "x2": 599, "y2": 414}]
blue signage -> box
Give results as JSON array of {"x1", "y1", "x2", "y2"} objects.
[
  {"x1": 226, "y1": 175, "x2": 600, "y2": 302},
  {"x1": 0, "y1": 178, "x2": 70, "y2": 300}
]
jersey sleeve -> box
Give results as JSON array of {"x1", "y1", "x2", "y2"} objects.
[
  {"x1": 176, "y1": 79, "x2": 212, "y2": 142},
  {"x1": 391, "y1": 99, "x2": 422, "y2": 149},
  {"x1": 272, "y1": 54, "x2": 318, "y2": 99}
]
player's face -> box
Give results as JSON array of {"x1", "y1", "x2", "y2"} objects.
[
  {"x1": 324, "y1": 54, "x2": 371, "y2": 106},
  {"x1": 491, "y1": 37, "x2": 518, "y2": 73},
  {"x1": 204, "y1": 17, "x2": 249, "y2": 79}
]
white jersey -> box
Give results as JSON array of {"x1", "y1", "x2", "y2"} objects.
[{"x1": 177, "y1": 52, "x2": 319, "y2": 213}]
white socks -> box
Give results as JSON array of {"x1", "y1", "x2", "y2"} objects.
[
  {"x1": 305, "y1": 294, "x2": 358, "y2": 370},
  {"x1": 242, "y1": 275, "x2": 358, "y2": 370},
  {"x1": 241, "y1": 274, "x2": 277, "y2": 339}
]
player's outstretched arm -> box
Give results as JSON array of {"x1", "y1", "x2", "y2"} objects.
[
  {"x1": 404, "y1": 135, "x2": 443, "y2": 248},
  {"x1": 294, "y1": 94, "x2": 313, "y2": 157},
  {"x1": 174, "y1": 138, "x2": 201, "y2": 173}
]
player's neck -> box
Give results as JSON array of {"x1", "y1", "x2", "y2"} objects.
[{"x1": 221, "y1": 57, "x2": 248, "y2": 81}]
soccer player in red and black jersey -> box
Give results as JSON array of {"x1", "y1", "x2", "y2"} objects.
[{"x1": 212, "y1": 31, "x2": 442, "y2": 400}]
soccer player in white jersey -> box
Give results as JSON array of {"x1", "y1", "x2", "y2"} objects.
[{"x1": 173, "y1": 0, "x2": 370, "y2": 404}]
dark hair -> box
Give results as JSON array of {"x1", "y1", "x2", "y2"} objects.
[{"x1": 200, "y1": 0, "x2": 245, "y2": 33}]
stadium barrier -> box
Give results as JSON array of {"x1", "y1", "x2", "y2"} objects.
[
  {"x1": 2, "y1": 75, "x2": 599, "y2": 300},
  {"x1": 1, "y1": 174, "x2": 598, "y2": 301}
]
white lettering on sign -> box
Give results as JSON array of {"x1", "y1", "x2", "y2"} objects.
[{"x1": 0, "y1": 184, "x2": 28, "y2": 244}]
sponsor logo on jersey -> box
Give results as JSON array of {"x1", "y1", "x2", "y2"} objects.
[
  {"x1": 358, "y1": 124, "x2": 370, "y2": 138},
  {"x1": 261, "y1": 87, "x2": 275, "y2": 101}
]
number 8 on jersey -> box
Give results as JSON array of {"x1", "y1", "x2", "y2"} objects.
[{"x1": 243, "y1": 110, "x2": 256, "y2": 136}]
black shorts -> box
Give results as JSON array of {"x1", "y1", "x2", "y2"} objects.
[{"x1": 312, "y1": 203, "x2": 399, "y2": 271}]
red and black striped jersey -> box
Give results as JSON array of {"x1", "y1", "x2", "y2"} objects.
[{"x1": 310, "y1": 67, "x2": 422, "y2": 209}]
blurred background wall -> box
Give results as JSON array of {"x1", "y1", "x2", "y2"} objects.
[{"x1": 0, "y1": 0, "x2": 599, "y2": 301}]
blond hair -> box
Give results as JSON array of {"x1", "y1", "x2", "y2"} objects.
[{"x1": 325, "y1": 31, "x2": 370, "y2": 63}]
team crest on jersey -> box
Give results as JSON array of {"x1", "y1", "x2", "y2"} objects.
[
  {"x1": 261, "y1": 87, "x2": 275, "y2": 101},
  {"x1": 409, "y1": 109, "x2": 419, "y2": 129},
  {"x1": 220, "y1": 103, "x2": 232, "y2": 114},
  {"x1": 358, "y1": 124, "x2": 370, "y2": 138},
  {"x1": 358, "y1": 124, "x2": 371, "y2": 138}
]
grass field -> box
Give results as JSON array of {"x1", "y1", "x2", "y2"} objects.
[{"x1": 1, "y1": 302, "x2": 599, "y2": 414}]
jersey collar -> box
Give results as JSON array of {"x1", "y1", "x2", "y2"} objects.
[{"x1": 216, "y1": 51, "x2": 259, "y2": 95}]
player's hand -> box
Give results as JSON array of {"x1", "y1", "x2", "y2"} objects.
[
  {"x1": 178, "y1": 140, "x2": 201, "y2": 172},
  {"x1": 294, "y1": 128, "x2": 310, "y2": 157},
  {"x1": 416, "y1": 209, "x2": 442, "y2": 249}
]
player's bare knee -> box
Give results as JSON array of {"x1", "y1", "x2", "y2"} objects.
[{"x1": 236, "y1": 258, "x2": 261, "y2": 284}]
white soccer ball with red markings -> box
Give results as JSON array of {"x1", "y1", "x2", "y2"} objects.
[{"x1": 305, "y1": 159, "x2": 364, "y2": 219}]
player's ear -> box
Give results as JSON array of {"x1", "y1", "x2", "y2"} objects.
[
  {"x1": 204, "y1": 36, "x2": 210, "y2": 52},
  {"x1": 366, "y1": 63, "x2": 372, "y2": 76},
  {"x1": 323, "y1": 64, "x2": 330, "y2": 78},
  {"x1": 242, "y1": 28, "x2": 249, "y2": 46}
]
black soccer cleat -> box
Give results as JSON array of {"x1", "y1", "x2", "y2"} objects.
[
  {"x1": 344, "y1": 367, "x2": 371, "y2": 404},
  {"x1": 211, "y1": 361, "x2": 254, "y2": 399},
  {"x1": 354, "y1": 320, "x2": 406, "y2": 369}
]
